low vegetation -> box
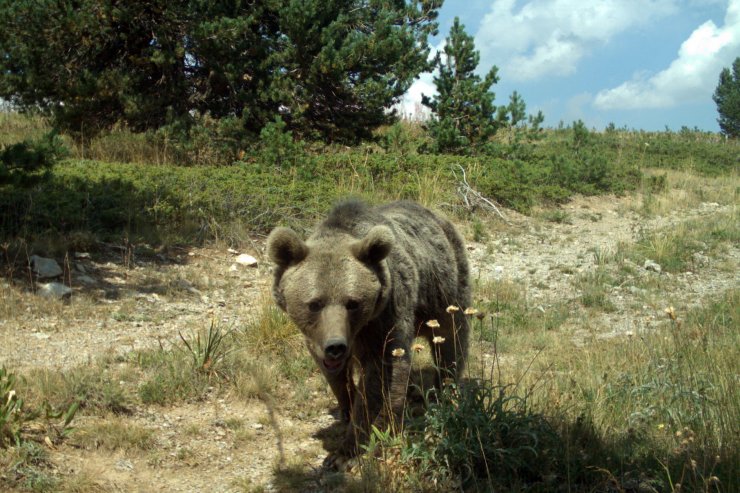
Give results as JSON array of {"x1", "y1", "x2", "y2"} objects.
[{"x1": 2, "y1": 113, "x2": 737, "y2": 249}]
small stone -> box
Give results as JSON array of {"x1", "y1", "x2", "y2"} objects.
[
  {"x1": 115, "y1": 459, "x2": 134, "y2": 471},
  {"x1": 235, "y1": 254, "x2": 258, "y2": 267},
  {"x1": 37, "y1": 282, "x2": 72, "y2": 299},
  {"x1": 643, "y1": 259, "x2": 662, "y2": 273},
  {"x1": 691, "y1": 252, "x2": 709, "y2": 267},
  {"x1": 30, "y1": 255, "x2": 63, "y2": 278},
  {"x1": 76, "y1": 275, "x2": 96, "y2": 286},
  {"x1": 74, "y1": 252, "x2": 91, "y2": 259}
]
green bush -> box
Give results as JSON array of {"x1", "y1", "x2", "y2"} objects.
[
  {"x1": 258, "y1": 116, "x2": 305, "y2": 169},
  {"x1": 2, "y1": 115, "x2": 736, "y2": 245},
  {"x1": 406, "y1": 381, "x2": 561, "y2": 489},
  {"x1": 0, "y1": 132, "x2": 67, "y2": 187}
]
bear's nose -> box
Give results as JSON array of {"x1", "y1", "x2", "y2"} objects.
[{"x1": 324, "y1": 339, "x2": 348, "y2": 360}]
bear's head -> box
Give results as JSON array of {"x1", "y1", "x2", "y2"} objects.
[{"x1": 266, "y1": 225, "x2": 393, "y2": 373}]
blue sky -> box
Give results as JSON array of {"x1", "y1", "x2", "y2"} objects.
[{"x1": 400, "y1": 0, "x2": 740, "y2": 132}]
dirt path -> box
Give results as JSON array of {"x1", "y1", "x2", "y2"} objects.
[
  {"x1": 1, "y1": 194, "x2": 737, "y2": 492},
  {"x1": 467, "y1": 196, "x2": 738, "y2": 340}
]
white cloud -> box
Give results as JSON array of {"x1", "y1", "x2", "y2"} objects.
[
  {"x1": 397, "y1": 73, "x2": 435, "y2": 120},
  {"x1": 395, "y1": 40, "x2": 445, "y2": 120},
  {"x1": 475, "y1": 0, "x2": 678, "y2": 81},
  {"x1": 594, "y1": 0, "x2": 740, "y2": 109}
]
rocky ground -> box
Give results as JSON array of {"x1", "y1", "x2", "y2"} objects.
[{"x1": 1, "y1": 191, "x2": 737, "y2": 492}]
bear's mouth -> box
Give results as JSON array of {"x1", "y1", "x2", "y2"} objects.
[{"x1": 322, "y1": 357, "x2": 345, "y2": 374}]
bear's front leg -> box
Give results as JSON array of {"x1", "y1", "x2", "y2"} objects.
[
  {"x1": 325, "y1": 349, "x2": 412, "y2": 469},
  {"x1": 322, "y1": 358, "x2": 355, "y2": 423},
  {"x1": 322, "y1": 358, "x2": 382, "y2": 470},
  {"x1": 377, "y1": 349, "x2": 411, "y2": 433}
]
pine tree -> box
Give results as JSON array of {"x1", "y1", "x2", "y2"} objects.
[
  {"x1": 422, "y1": 17, "x2": 499, "y2": 153},
  {"x1": 0, "y1": 0, "x2": 191, "y2": 137},
  {"x1": 0, "y1": 0, "x2": 443, "y2": 143},
  {"x1": 713, "y1": 57, "x2": 740, "y2": 138},
  {"x1": 506, "y1": 91, "x2": 527, "y2": 127}
]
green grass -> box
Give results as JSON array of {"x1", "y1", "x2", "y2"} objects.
[
  {"x1": 473, "y1": 279, "x2": 570, "y2": 355},
  {"x1": 575, "y1": 268, "x2": 617, "y2": 312},
  {"x1": 627, "y1": 209, "x2": 739, "y2": 273},
  {"x1": 19, "y1": 366, "x2": 133, "y2": 416},
  {"x1": 0, "y1": 441, "x2": 58, "y2": 492},
  {"x1": 364, "y1": 288, "x2": 739, "y2": 492},
  {"x1": 539, "y1": 208, "x2": 572, "y2": 224}
]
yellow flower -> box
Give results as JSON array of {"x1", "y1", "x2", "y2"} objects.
[
  {"x1": 426, "y1": 319, "x2": 440, "y2": 328},
  {"x1": 463, "y1": 307, "x2": 479, "y2": 316},
  {"x1": 657, "y1": 423, "x2": 665, "y2": 430},
  {"x1": 432, "y1": 336, "x2": 446, "y2": 344},
  {"x1": 446, "y1": 305, "x2": 460, "y2": 313},
  {"x1": 391, "y1": 348, "x2": 406, "y2": 358},
  {"x1": 664, "y1": 306, "x2": 676, "y2": 321},
  {"x1": 411, "y1": 343, "x2": 425, "y2": 353}
]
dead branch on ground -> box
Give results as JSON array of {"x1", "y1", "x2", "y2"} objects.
[{"x1": 453, "y1": 164, "x2": 509, "y2": 224}]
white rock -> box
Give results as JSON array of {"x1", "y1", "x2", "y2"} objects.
[
  {"x1": 235, "y1": 254, "x2": 258, "y2": 267},
  {"x1": 115, "y1": 459, "x2": 134, "y2": 471},
  {"x1": 643, "y1": 259, "x2": 662, "y2": 273},
  {"x1": 30, "y1": 255, "x2": 63, "y2": 278},
  {"x1": 37, "y1": 282, "x2": 72, "y2": 299},
  {"x1": 74, "y1": 252, "x2": 91, "y2": 259}
]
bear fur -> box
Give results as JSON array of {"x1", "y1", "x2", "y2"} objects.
[{"x1": 266, "y1": 200, "x2": 470, "y2": 465}]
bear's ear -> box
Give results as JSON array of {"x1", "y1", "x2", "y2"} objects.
[
  {"x1": 352, "y1": 225, "x2": 393, "y2": 264},
  {"x1": 267, "y1": 227, "x2": 308, "y2": 267}
]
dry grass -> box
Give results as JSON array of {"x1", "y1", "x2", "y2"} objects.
[
  {"x1": 627, "y1": 168, "x2": 740, "y2": 217},
  {"x1": 0, "y1": 112, "x2": 49, "y2": 146},
  {"x1": 72, "y1": 417, "x2": 154, "y2": 452}
]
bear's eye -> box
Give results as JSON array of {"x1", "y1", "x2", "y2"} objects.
[
  {"x1": 346, "y1": 299, "x2": 360, "y2": 311},
  {"x1": 308, "y1": 300, "x2": 324, "y2": 312}
]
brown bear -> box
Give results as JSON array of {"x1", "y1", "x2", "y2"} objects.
[{"x1": 266, "y1": 200, "x2": 470, "y2": 467}]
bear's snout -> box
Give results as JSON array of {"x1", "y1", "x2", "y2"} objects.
[
  {"x1": 322, "y1": 338, "x2": 348, "y2": 373},
  {"x1": 324, "y1": 338, "x2": 348, "y2": 360}
]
